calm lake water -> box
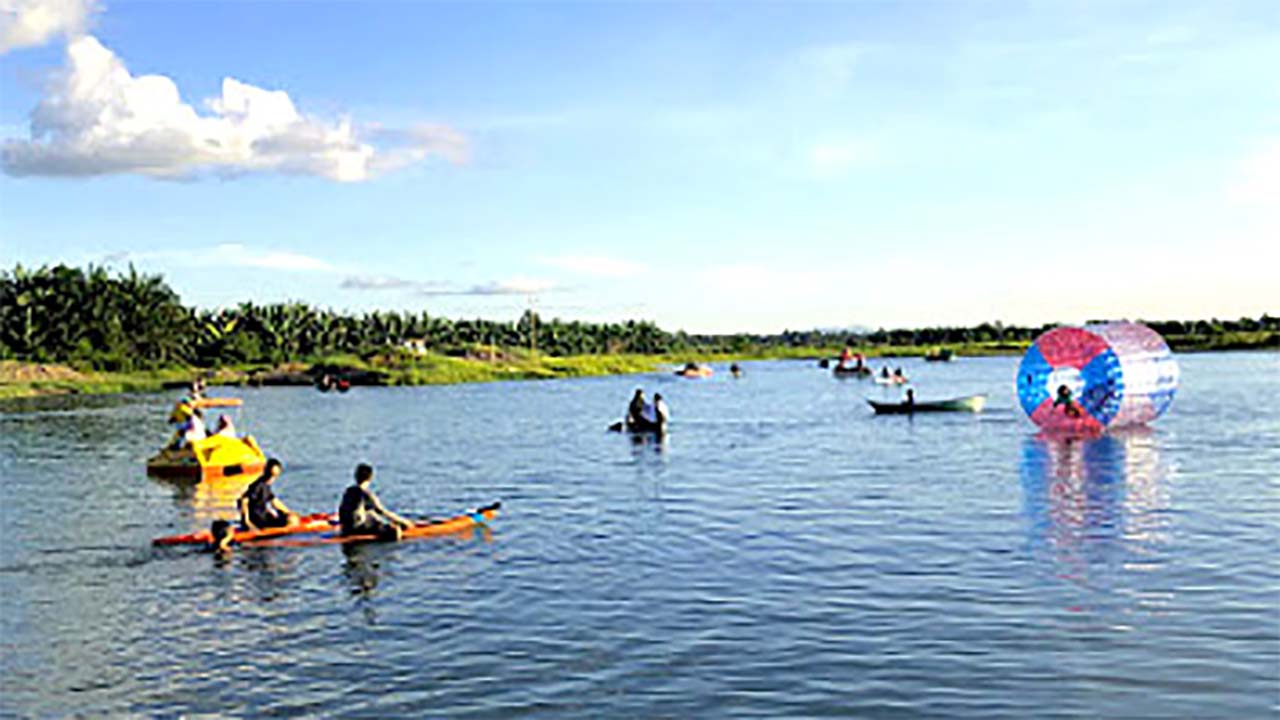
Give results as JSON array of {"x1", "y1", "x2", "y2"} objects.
[{"x1": 1, "y1": 353, "x2": 1277, "y2": 718}]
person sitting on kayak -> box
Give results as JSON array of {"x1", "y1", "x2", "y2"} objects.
[
  {"x1": 905, "y1": 388, "x2": 916, "y2": 407},
  {"x1": 881, "y1": 366, "x2": 891, "y2": 379},
  {"x1": 238, "y1": 459, "x2": 299, "y2": 531},
  {"x1": 626, "y1": 389, "x2": 646, "y2": 428},
  {"x1": 339, "y1": 464, "x2": 412, "y2": 541},
  {"x1": 838, "y1": 346, "x2": 853, "y2": 369},
  {"x1": 1053, "y1": 385, "x2": 1082, "y2": 418}
]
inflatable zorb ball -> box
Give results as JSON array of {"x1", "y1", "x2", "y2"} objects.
[{"x1": 1017, "y1": 322, "x2": 1179, "y2": 433}]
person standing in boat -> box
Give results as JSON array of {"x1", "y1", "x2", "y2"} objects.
[
  {"x1": 238, "y1": 459, "x2": 299, "y2": 531},
  {"x1": 339, "y1": 464, "x2": 412, "y2": 541}
]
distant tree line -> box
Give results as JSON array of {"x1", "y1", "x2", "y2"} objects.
[{"x1": 2, "y1": 264, "x2": 1275, "y2": 370}]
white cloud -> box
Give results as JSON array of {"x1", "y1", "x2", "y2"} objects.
[
  {"x1": 0, "y1": 0, "x2": 96, "y2": 53},
  {"x1": 341, "y1": 274, "x2": 422, "y2": 291},
  {"x1": 107, "y1": 244, "x2": 334, "y2": 272},
  {"x1": 203, "y1": 244, "x2": 333, "y2": 272},
  {"x1": 420, "y1": 278, "x2": 557, "y2": 296},
  {"x1": 541, "y1": 254, "x2": 647, "y2": 278},
  {"x1": 1, "y1": 35, "x2": 467, "y2": 181}
]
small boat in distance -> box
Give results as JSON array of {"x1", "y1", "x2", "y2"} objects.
[
  {"x1": 832, "y1": 365, "x2": 871, "y2": 378},
  {"x1": 868, "y1": 394, "x2": 986, "y2": 415},
  {"x1": 676, "y1": 362, "x2": 713, "y2": 378},
  {"x1": 924, "y1": 348, "x2": 955, "y2": 362}
]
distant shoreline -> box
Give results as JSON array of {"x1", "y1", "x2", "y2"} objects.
[{"x1": 2, "y1": 337, "x2": 1275, "y2": 402}]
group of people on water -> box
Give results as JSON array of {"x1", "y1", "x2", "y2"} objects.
[
  {"x1": 837, "y1": 347, "x2": 866, "y2": 371},
  {"x1": 211, "y1": 459, "x2": 413, "y2": 552},
  {"x1": 624, "y1": 388, "x2": 669, "y2": 432},
  {"x1": 880, "y1": 366, "x2": 907, "y2": 380},
  {"x1": 167, "y1": 380, "x2": 238, "y2": 449},
  {"x1": 315, "y1": 373, "x2": 350, "y2": 393}
]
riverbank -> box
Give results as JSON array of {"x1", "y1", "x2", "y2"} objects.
[
  {"x1": 0, "y1": 353, "x2": 667, "y2": 401},
  {"x1": 2, "y1": 331, "x2": 1274, "y2": 400}
]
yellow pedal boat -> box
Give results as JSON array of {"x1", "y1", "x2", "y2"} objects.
[{"x1": 146, "y1": 433, "x2": 267, "y2": 480}]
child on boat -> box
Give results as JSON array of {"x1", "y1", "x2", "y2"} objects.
[{"x1": 238, "y1": 459, "x2": 299, "y2": 531}]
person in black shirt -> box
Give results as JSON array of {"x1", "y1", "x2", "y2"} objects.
[
  {"x1": 238, "y1": 459, "x2": 298, "y2": 531},
  {"x1": 626, "y1": 389, "x2": 646, "y2": 430},
  {"x1": 339, "y1": 464, "x2": 412, "y2": 541}
]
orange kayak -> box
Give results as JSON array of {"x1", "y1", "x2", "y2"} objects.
[
  {"x1": 151, "y1": 504, "x2": 500, "y2": 548},
  {"x1": 152, "y1": 512, "x2": 335, "y2": 546},
  {"x1": 243, "y1": 503, "x2": 501, "y2": 547}
]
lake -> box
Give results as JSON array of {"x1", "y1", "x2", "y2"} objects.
[{"x1": 1, "y1": 353, "x2": 1277, "y2": 718}]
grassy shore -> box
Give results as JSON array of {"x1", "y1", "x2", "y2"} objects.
[
  {"x1": 0, "y1": 353, "x2": 668, "y2": 401},
  {"x1": 2, "y1": 331, "x2": 1274, "y2": 401}
]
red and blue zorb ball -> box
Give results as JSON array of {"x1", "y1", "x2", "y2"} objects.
[{"x1": 1017, "y1": 322, "x2": 1179, "y2": 433}]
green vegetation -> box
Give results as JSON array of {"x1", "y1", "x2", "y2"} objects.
[{"x1": 1, "y1": 263, "x2": 1275, "y2": 400}]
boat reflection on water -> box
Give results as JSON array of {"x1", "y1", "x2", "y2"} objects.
[
  {"x1": 628, "y1": 429, "x2": 668, "y2": 455},
  {"x1": 153, "y1": 471, "x2": 259, "y2": 527},
  {"x1": 1019, "y1": 428, "x2": 1173, "y2": 610}
]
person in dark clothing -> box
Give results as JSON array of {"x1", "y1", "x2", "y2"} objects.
[
  {"x1": 238, "y1": 459, "x2": 298, "y2": 531},
  {"x1": 209, "y1": 519, "x2": 235, "y2": 553},
  {"x1": 1053, "y1": 384, "x2": 1082, "y2": 418},
  {"x1": 626, "y1": 389, "x2": 647, "y2": 429},
  {"x1": 339, "y1": 464, "x2": 412, "y2": 541}
]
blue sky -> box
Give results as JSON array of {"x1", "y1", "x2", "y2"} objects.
[{"x1": 1, "y1": 0, "x2": 1276, "y2": 332}]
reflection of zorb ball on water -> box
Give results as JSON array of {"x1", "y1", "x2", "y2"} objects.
[{"x1": 1017, "y1": 322, "x2": 1179, "y2": 433}]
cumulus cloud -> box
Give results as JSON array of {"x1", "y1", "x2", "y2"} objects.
[
  {"x1": 1, "y1": 35, "x2": 467, "y2": 181},
  {"x1": 540, "y1": 254, "x2": 647, "y2": 278},
  {"x1": 0, "y1": 0, "x2": 96, "y2": 53}
]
